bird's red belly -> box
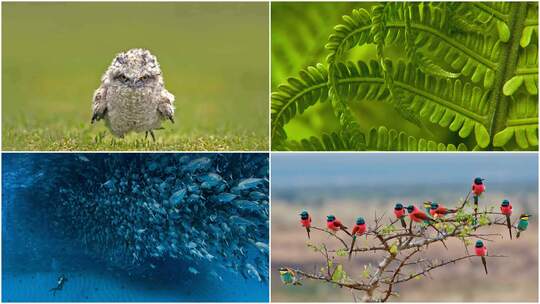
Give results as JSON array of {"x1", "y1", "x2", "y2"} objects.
[{"x1": 475, "y1": 248, "x2": 486, "y2": 256}]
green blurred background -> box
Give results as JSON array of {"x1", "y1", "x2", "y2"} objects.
[
  {"x1": 271, "y1": 2, "x2": 468, "y2": 149},
  {"x1": 3, "y1": 2, "x2": 268, "y2": 151}
]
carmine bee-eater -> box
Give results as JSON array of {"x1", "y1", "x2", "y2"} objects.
[
  {"x1": 394, "y1": 203, "x2": 407, "y2": 229},
  {"x1": 500, "y1": 200, "x2": 513, "y2": 239},
  {"x1": 406, "y1": 205, "x2": 447, "y2": 249},
  {"x1": 299, "y1": 211, "x2": 312, "y2": 239},
  {"x1": 429, "y1": 202, "x2": 457, "y2": 218},
  {"x1": 474, "y1": 240, "x2": 488, "y2": 275},
  {"x1": 472, "y1": 177, "x2": 485, "y2": 223},
  {"x1": 278, "y1": 267, "x2": 302, "y2": 285},
  {"x1": 407, "y1": 205, "x2": 437, "y2": 226},
  {"x1": 517, "y1": 214, "x2": 531, "y2": 238},
  {"x1": 326, "y1": 215, "x2": 352, "y2": 236},
  {"x1": 348, "y1": 217, "x2": 367, "y2": 260}
]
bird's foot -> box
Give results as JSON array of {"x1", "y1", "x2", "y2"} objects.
[{"x1": 145, "y1": 130, "x2": 156, "y2": 142}]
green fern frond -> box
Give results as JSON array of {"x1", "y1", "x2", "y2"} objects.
[
  {"x1": 365, "y1": 126, "x2": 469, "y2": 151},
  {"x1": 273, "y1": 58, "x2": 493, "y2": 149},
  {"x1": 271, "y1": 63, "x2": 329, "y2": 145},
  {"x1": 284, "y1": 126, "x2": 468, "y2": 151},
  {"x1": 493, "y1": 92, "x2": 538, "y2": 149},
  {"x1": 332, "y1": 59, "x2": 491, "y2": 147},
  {"x1": 521, "y1": 2, "x2": 538, "y2": 48},
  {"x1": 503, "y1": 43, "x2": 538, "y2": 96},
  {"x1": 271, "y1": 2, "x2": 538, "y2": 151},
  {"x1": 325, "y1": 8, "x2": 372, "y2": 65},
  {"x1": 272, "y1": 3, "x2": 360, "y2": 87},
  {"x1": 449, "y1": 2, "x2": 511, "y2": 37},
  {"x1": 283, "y1": 131, "x2": 364, "y2": 151},
  {"x1": 326, "y1": 3, "x2": 500, "y2": 88}
]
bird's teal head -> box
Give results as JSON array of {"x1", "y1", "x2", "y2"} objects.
[
  {"x1": 501, "y1": 200, "x2": 510, "y2": 207},
  {"x1": 406, "y1": 205, "x2": 415, "y2": 213},
  {"x1": 327, "y1": 215, "x2": 336, "y2": 222},
  {"x1": 430, "y1": 202, "x2": 439, "y2": 210},
  {"x1": 474, "y1": 177, "x2": 484, "y2": 185},
  {"x1": 300, "y1": 211, "x2": 309, "y2": 220},
  {"x1": 394, "y1": 203, "x2": 404, "y2": 210},
  {"x1": 356, "y1": 217, "x2": 365, "y2": 225},
  {"x1": 475, "y1": 240, "x2": 484, "y2": 248}
]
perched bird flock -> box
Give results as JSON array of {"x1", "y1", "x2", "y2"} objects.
[
  {"x1": 21, "y1": 154, "x2": 269, "y2": 282},
  {"x1": 282, "y1": 177, "x2": 533, "y2": 285}
]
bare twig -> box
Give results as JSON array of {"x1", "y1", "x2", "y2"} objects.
[
  {"x1": 382, "y1": 248, "x2": 420, "y2": 302},
  {"x1": 391, "y1": 254, "x2": 507, "y2": 284},
  {"x1": 311, "y1": 226, "x2": 350, "y2": 248},
  {"x1": 292, "y1": 268, "x2": 371, "y2": 291}
]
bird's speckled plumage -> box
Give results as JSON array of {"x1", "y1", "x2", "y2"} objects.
[{"x1": 92, "y1": 48, "x2": 175, "y2": 138}]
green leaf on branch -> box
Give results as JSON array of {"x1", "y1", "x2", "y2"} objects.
[
  {"x1": 445, "y1": 224, "x2": 456, "y2": 234},
  {"x1": 389, "y1": 243, "x2": 399, "y2": 256},
  {"x1": 336, "y1": 248, "x2": 348, "y2": 257},
  {"x1": 307, "y1": 242, "x2": 322, "y2": 252},
  {"x1": 332, "y1": 264, "x2": 346, "y2": 282},
  {"x1": 478, "y1": 214, "x2": 490, "y2": 226},
  {"x1": 361, "y1": 265, "x2": 371, "y2": 279},
  {"x1": 381, "y1": 224, "x2": 397, "y2": 235},
  {"x1": 459, "y1": 225, "x2": 473, "y2": 237}
]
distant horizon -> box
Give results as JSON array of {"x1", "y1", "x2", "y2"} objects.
[{"x1": 271, "y1": 153, "x2": 538, "y2": 188}]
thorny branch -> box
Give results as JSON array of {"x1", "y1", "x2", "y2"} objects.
[{"x1": 280, "y1": 193, "x2": 519, "y2": 302}]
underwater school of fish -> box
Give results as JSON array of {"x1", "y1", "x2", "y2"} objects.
[{"x1": 2, "y1": 153, "x2": 269, "y2": 301}]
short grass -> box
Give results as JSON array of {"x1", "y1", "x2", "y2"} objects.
[{"x1": 2, "y1": 3, "x2": 269, "y2": 151}]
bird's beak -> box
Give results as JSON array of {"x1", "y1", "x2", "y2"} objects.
[{"x1": 128, "y1": 79, "x2": 144, "y2": 89}]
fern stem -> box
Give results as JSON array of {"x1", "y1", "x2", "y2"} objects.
[
  {"x1": 488, "y1": 2, "x2": 529, "y2": 149},
  {"x1": 472, "y1": 3, "x2": 509, "y2": 22}
]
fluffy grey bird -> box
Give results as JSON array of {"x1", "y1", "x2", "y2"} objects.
[{"x1": 91, "y1": 48, "x2": 175, "y2": 141}]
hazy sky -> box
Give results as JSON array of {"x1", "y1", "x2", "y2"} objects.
[{"x1": 271, "y1": 153, "x2": 538, "y2": 188}]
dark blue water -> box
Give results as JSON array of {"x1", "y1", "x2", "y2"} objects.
[{"x1": 2, "y1": 153, "x2": 269, "y2": 302}]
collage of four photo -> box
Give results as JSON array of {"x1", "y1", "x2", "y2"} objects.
[{"x1": 1, "y1": 1, "x2": 538, "y2": 302}]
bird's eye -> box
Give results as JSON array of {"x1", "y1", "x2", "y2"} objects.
[
  {"x1": 140, "y1": 75, "x2": 151, "y2": 81},
  {"x1": 116, "y1": 74, "x2": 129, "y2": 83}
]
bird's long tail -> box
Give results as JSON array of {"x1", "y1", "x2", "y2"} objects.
[
  {"x1": 473, "y1": 196, "x2": 479, "y2": 226},
  {"x1": 481, "y1": 256, "x2": 488, "y2": 275},
  {"x1": 348, "y1": 235, "x2": 357, "y2": 260},
  {"x1": 506, "y1": 215, "x2": 512, "y2": 239},
  {"x1": 341, "y1": 227, "x2": 352, "y2": 237},
  {"x1": 400, "y1": 217, "x2": 407, "y2": 229},
  {"x1": 306, "y1": 227, "x2": 311, "y2": 239}
]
